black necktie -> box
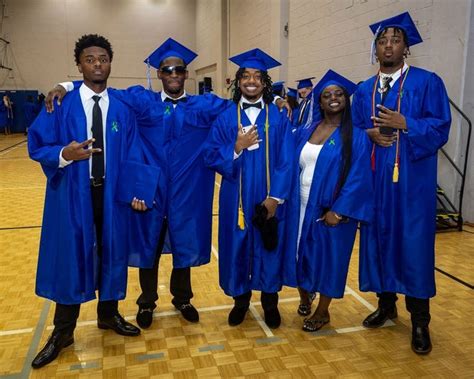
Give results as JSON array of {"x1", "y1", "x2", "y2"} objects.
[
  {"x1": 298, "y1": 99, "x2": 308, "y2": 124},
  {"x1": 164, "y1": 96, "x2": 187, "y2": 105},
  {"x1": 242, "y1": 102, "x2": 262, "y2": 110},
  {"x1": 91, "y1": 95, "x2": 104, "y2": 179},
  {"x1": 381, "y1": 76, "x2": 392, "y2": 104}
]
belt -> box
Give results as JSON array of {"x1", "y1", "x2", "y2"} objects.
[{"x1": 90, "y1": 177, "x2": 104, "y2": 187}]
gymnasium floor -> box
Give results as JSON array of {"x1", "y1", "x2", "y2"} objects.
[{"x1": 1, "y1": 133, "x2": 473, "y2": 378}]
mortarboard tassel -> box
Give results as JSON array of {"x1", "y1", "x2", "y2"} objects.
[
  {"x1": 393, "y1": 163, "x2": 399, "y2": 182},
  {"x1": 146, "y1": 59, "x2": 152, "y2": 90},
  {"x1": 370, "y1": 24, "x2": 381, "y2": 64},
  {"x1": 238, "y1": 207, "x2": 245, "y2": 230}
]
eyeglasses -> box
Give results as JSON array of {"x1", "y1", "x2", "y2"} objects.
[{"x1": 159, "y1": 66, "x2": 187, "y2": 75}]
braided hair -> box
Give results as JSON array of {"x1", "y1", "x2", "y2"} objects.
[{"x1": 232, "y1": 68, "x2": 274, "y2": 104}]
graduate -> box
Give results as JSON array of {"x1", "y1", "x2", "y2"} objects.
[
  {"x1": 293, "y1": 77, "x2": 315, "y2": 127},
  {"x1": 2, "y1": 95, "x2": 13, "y2": 134},
  {"x1": 46, "y1": 38, "x2": 292, "y2": 329},
  {"x1": 28, "y1": 34, "x2": 160, "y2": 368},
  {"x1": 352, "y1": 12, "x2": 451, "y2": 354},
  {"x1": 272, "y1": 80, "x2": 286, "y2": 97},
  {"x1": 286, "y1": 87, "x2": 298, "y2": 107},
  {"x1": 284, "y1": 70, "x2": 373, "y2": 332},
  {"x1": 204, "y1": 48, "x2": 294, "y2": 329}
]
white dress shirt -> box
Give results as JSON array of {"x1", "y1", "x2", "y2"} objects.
[
  {"x1": 379, "y1": 62, "x2": 409, "y2": 94},
  {"x1": 59, "y1": 84, "x2": 109, "y2": 177},
  {"x1": 378, "y1": 62, "x2": 409, "y2": 132},
  {"x1": 234, "y1": 95, "x2": 283, "y2": 204},
  {"x1": 161, "y1": 90, "x2": 187, "y2": 108}
]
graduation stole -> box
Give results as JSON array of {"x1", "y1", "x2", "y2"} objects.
[
  {"x1": 236, "y1": 103, "x2": 270, "y2": 230},
  {"x1": 371, "y1": 65, "x2": 410, "y2": 183}
]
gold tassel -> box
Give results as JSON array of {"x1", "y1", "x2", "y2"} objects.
[
  {"x1": 393, "y1": 163, "x2": 399, "y2": 183},
  {"x1": 238, "y1": 207, "x2": 245, "y2": 230}
]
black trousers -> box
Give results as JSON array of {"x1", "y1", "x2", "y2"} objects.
[
  {"x1": 233, "y1": 291, "x2": 279, "y2": 310},
  {"x1": 136, "y1": 219, "x2": 193, "y2": 309},
  {"x1": 53, "y1": 184, "x2": 118, "y2": 335},
  {"x1": 377, "y1": 292, "x2": 430, "y2": 327}
]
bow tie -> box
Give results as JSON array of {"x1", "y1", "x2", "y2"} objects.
[
  {"x1": 164, "y1": 97, "x2": 187, "y2": 105},
  {"x1": 242, "y1": 102, "x2": 262, "y2": 110}
]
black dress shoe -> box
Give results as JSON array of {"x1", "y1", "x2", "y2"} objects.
[
  {"x1": 136, "y1": 307, "x2": 154, "y2": 329},
  {"x1": 31, "y1": 332, "x2": 74, "y2": 369},
  {"x1": 362, "y1": 307, "x2": 397, "y2": 328},
  {"x1": 264, "y1": 307, "x2": 281, "y2": 329},
  {"x1": 98, "y1": 314, "x2": 141, "y2": 336},
  {"x1": 228, "y1": 306, "x2": 249, "y2": 326},
  {"x1": 412, "y1": 326, "x2": 432, "y2": 354},
  {"x1": 173, "y1": 302, "x2": 199, "y2": 323}
]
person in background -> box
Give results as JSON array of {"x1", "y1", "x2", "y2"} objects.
[{"x1": 293, "y1": 77, "x2": 315, "y2": 128}]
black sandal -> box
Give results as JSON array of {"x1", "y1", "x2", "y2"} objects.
[
  {"x1": 297, "y1": 292, "x2": 316, "y2": 316},
  {"x1": 302, "y1": 316, "x2": 330, "y2": 332}
]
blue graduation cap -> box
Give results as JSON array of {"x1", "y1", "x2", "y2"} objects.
[
  {"x1": 229, "y1": 48, "x2": 281, "y2": 71},
  {"x1": 287, "y1": 87, "x2": 297, "y2": 98},
  {"x1": 144, "y1": 38, "x2": 198, "y2": 69},
  {"x1": 369, "y1": 12, "x2": 423, "y2": 47},
  {"x1": 312, "y1": 70, "x2": 358, "y2": 98},
  {"x1": 296, "y1": 77, "x2": 315, "y2": 89},
  {"x1": 272, "y1": 81, "x2": 285, "y2": 92}
]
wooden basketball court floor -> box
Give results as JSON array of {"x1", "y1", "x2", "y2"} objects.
[{"x1": 0, "y1": 133, "x2": 473, "y2": 378}]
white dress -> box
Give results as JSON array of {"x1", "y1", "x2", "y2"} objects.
[{"x1": 298, "y1": 142, "x2": 323, "y2": 250}]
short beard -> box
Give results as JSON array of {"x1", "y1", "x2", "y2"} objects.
[
  {"x1": 164, "y1": 86, "x2": 183, "y2": 95},
  {"x1": 381, "y1": 61, "x2": 394, "y2": 67},
  {"x1": 92, "y1": 79, "x2": 107, "y2": 84},
  {"x1": 241, "y1": 91, "x2": 263, "y2": 102}
]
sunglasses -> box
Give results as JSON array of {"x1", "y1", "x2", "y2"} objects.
[{"x1": 159, "y1": 65, "x2": 187, "y2": 75}]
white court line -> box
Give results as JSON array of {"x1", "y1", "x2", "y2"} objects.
[
  {"x1": 211, "y1": 243, "x2": 274, "y2": 337},
  {"x1": 248, "y1": 305, "x2": 274, "y2": 338},
  {"x1": 1, "y1": 254, "x2": 385, "y2": 337},
  {"x1": 344, "y1": 285, "x2": 377, "y2": 312},
  {"x1": 211, "y1": 245, "x2": 219, "y2": 260},
  {"x1": 0, "y1": 327, "x2": 34, "y2": 336}
]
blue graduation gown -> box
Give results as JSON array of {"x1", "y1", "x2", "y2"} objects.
[
  {"x1": 108, "y1": 86, "x2": 231, "y2": 268},
  {"x1": 28, "y1": 90, "x2": 156, "y2": 304},
  {"x1": 293, "y1": 93, "x2": 320, "y2": 129},
  {"x1": 204, "y1": 104, "x2": 294, "y2": 297},
  {"x1": 283, "y1": 124, "x2": 373, "y2": 298},
  {"x1": 352, "y1": 66, "x2": 451, "y2": 299}
]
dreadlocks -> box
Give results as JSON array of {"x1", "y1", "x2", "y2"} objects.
[{"x1": 232, "y1": 68, "x2": 274, "y2": 104}]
